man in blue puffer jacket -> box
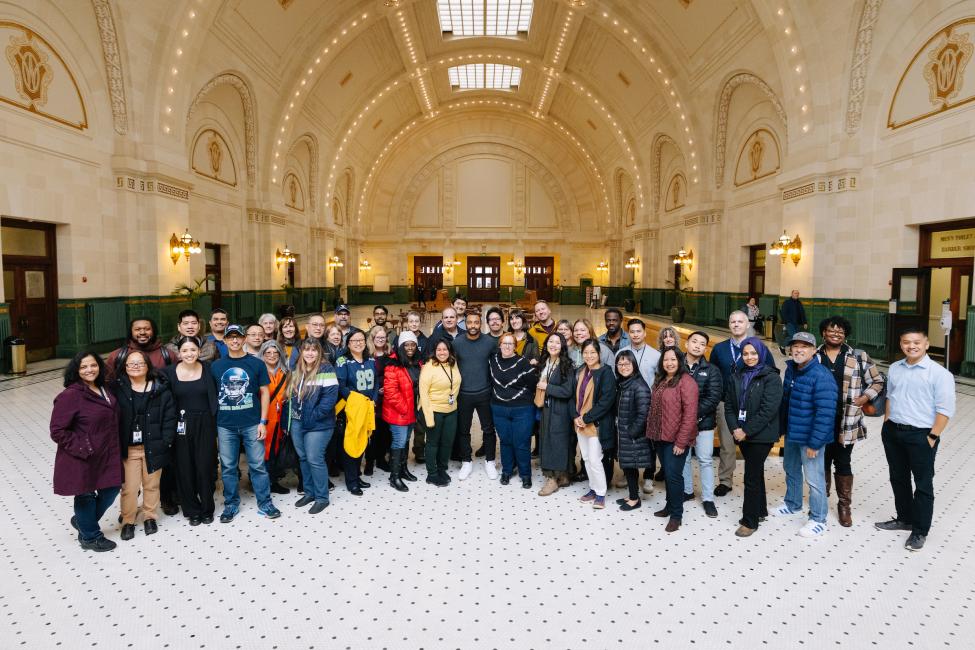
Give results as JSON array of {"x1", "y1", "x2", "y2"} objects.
[{"x1": 774, "y1": 331, "x2": 838, "y2": 538}]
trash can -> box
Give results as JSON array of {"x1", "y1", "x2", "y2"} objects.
[{"x1": 3, "y1": 337, "x2": 26, "y2": 375}]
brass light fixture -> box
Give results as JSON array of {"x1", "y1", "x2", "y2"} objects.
[
  {"x1": 169, "y1": 229, "x2": 201, "y2": 265},
  {"x1": 328, "y1": 255, "x2": 344, "y2": 269},
  {"x1": 596, "y1": 261, "x2": 609, "y2": 273},
  {"x1": 507, "y1": 259, "x2": 525, "y2": 274},
  {"x1": 275, "y1": 245, "x2": 296, "y2": 269},
  {"x1": 624, "y1": 256, "x2": 640, "y2": 270},
  {"x1": 768, "y1": 231, "x2": 802, "y2": 266},
  {"x1": 672, "y1": 247, "x2": 693, "y2": 270},
  {"x1": 359, "y1": 258, "x2": 372, "y2": 270}
]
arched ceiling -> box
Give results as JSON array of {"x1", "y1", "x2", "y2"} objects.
[{"x1": 171, "y1": 0, "x2": 779, "y2": 225}]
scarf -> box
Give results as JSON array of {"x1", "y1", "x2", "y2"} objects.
[{"x1": 738, "y1": 336, "x2": 768, "y2": 395}]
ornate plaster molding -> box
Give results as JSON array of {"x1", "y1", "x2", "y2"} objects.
[
  {"x1": 845, "y1": 0, "x2": 883, "y2": 134},
  {"x1": 293, "y1": 132, "x2": 320, "y2": 213},
  {"x1": 187, "y1": 73, "x2": 257, "y2": 187},
  {"x1": 713, "y1": 73, "x2": 787, "y2": 188},
  {"x1": 651, "y1": 133, "x2": 680, "y2": 217},
  {"x1": 91, "y1": 0, "x2": 127, "y2": 135}
]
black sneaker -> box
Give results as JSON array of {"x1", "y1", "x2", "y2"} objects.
[
  {"x1": 905, "y1": 533, "x2": 926, "y2": 551},
  {"x1": 270, "y1": 482, "x2": 290, "y2": 495},
  {"x1": 500, "y1": 474, "x2": 511, "y2": 485},
  {"x1": 308, "y1": 501, "x2": 329, "y2": 515},
  {"x1": 295, "y1": 495, "x2": 315, "y2": 508},
  {"x1": 120, "y1": 524, "x2": 135, "y2": 541},
  {"x1": 703, "y1": 501, "x2": 718, "y2": 518},
  {"x1": 683, "y1": 492, "x2": 695, "y2": 502},
  {"x1": 713, "y1": 484, "x2": 732, "y2": 497},
  {"x1": 874, "y1": 518, "x2": 912, "y2": 531},
  {"x1": 474, "y1": 447, "x2": 486, "y2": 458},
  {"x1": 80, "y1": 536, "x2": 117, "y2": 552},
  {"x1": 201, "y1": 514, "x2": 214, "y2": 524},
  {"x1": 522, "y1": 477, "x2": 532, "y2": 489}
]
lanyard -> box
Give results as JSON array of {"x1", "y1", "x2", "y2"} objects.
[
  {"x1": 731, "y1": 341, "x2": 742, "y2": 366},
  {"x1": 440, "y1": 364, "x2": 454, "y2": 393},
  {"x1": 632, "y1": 345, "x2": 646, "y2": 368}
]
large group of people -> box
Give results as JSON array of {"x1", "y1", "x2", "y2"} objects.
[{"x1": 50, "y1": 298, "x2": 954, "y2": 554}]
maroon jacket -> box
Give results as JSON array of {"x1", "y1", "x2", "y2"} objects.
[
  {"x1": 50, "y1": 382, "x2": 123, "y2": 496},
  {"x1": 645, "y1": 373, "x2": 699, "y2": 450}
]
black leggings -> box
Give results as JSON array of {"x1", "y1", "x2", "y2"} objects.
[
  {"x1": 623, "y1": 468, "x2": 640, "y2": 501},
  {"x1": 824, "y1": 441, "x2": 854, "y2": 476}
]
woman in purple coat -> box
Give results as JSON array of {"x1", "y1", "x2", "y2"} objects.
[{"x1": 50, "y1": 351, "x2": 124, "y2": 552}]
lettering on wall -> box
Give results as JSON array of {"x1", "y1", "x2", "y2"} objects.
[
  {"x1": 0, "y1": 22, "x2": 87, "y2": 130},
  {"x1": 929, "y1": 227, "x2": 975, "y2": 260},
  {"x1": 889, "y1": 18, "x2": 975, "y2": 129}
]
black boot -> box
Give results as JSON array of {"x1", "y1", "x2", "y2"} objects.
[
  {"x1": 389, "y1": 449, "x2": 409, "y2": 492},
  {"x1": 401, "y1": 449, "x2": 418, "y2": 482}
]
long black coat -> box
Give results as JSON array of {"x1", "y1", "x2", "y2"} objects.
[
  {"x1": 572, "y1": 365, "x2": 618, "y2": 450},
  {"x1": 615, "y1": 374, "x2": 652, "y2": 469},
  {"x1": 723, "y1": 365, "x2": 782, "y2": 444},
  {"x1": 113, "y1": 378, "x2": 178, "y2": 474},
  {"x1": 538, "y1": 361, "x2": 575, "y2": 473}
]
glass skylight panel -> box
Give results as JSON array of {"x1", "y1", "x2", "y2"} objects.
[
  {"x1": 448, "y1": 64, "x2": 522, "y2": 90},
  {"x1": 437, "y1": 0, "x2": 533, "y2": 37}
]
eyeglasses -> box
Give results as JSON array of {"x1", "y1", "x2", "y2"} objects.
[{"x1": 125, "y1": 362, "x2": 147, "y2": 368}]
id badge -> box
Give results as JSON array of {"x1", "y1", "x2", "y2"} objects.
[
  {"x1": 738, "y1": 409, "x2": 747, "y2": 422},
  {"x1": 133, "y1": 424, "x2": 143, "y2": 444},
  {"x1": 448, "y1": 394, "x2": 455, "y2": 406},
  {"x1": 177, "y1": 410, "x2": 186, "y2": 435}
]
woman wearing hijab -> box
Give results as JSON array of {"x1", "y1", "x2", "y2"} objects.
[{"x1": 723, "y1": 336, "x2": 782, "y2": 537}]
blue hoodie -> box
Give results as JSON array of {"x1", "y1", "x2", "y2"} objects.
[{"x1": 780, "y1": 356, "x2": 838, "y2": 450}]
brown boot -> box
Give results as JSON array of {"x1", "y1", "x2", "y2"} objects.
[
  {"x1": 835, "y1": 474, "x2": 853, "y2": 527},
  {"x1": 538, "y1": 478, "x2": 559, "y2": 497}
]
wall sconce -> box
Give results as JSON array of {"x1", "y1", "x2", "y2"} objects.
[
  {"x1": 624, "y1": 256, "x2": 640, "y2": 270},
  {"x1": 672, "y1": 247, "x2": 693, "y2": 270},
  {"x1": 275, "y1": 245, "x2": 296, "y2": 269},
  {"x1": 359, "y1": 258, "x2": 372, "y2": 270},
  {"x1": 768, "y1": 232, "x2": 802, "y2": 266},
  {"x1": 328, "y1": 255, "x2": 344, "y2": 269},
  {"x1": 507, "y1": 259, "x2": 525, "y2": 274},
  {"x1": 169, "y1": 229, "x2": 201, "y2": 265},
  {"x1": 442, "y1": 259, "x2": 461, "y2": 275},
  {"x1": 596, "y1": 261, "x2": 609, "y2": 273}
]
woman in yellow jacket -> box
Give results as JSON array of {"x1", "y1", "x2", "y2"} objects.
[{"x1": 419, "y1": 340, "x2": 462, "y2": 487}]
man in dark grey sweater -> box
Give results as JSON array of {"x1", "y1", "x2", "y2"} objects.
[{"x1": 452, "y1": 310, "x2": 500, "y2": 480}]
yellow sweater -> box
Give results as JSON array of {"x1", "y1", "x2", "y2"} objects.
[{"x1": 419, "y1": 362, "x2": 462, "y2": 427}]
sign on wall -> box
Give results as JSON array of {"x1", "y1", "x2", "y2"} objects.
[
  {"x1": 929, "y1": 227, "x2": 975, "y2": 260},
  {"x1": 889, "y1": 18, "x2": 975, "y2": 129},
  {"x1": 0, "y1": 22, "x2": 87, "y2": 130}
]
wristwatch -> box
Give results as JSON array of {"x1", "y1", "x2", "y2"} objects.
[
  {"x1": 260, "y1": 419, "x2": 269, "y2": 425},
  {"x1": 927, "y1": 433, "x2": 940, "y2": 442}
]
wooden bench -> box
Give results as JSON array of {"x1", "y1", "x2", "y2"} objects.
[{"x1": 515, "y1": 290, "x2": 537, "y2": 310}]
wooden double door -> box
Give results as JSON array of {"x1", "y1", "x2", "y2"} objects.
[
  {"x1": 2, "y1": 219, "x2": 58, "y2": 361},
  {"x1": 524, "y1": 256, "x2": 554, "y2": 301},
  {"x1": 467, "y1": 256, "x2": 500, "y2": 301}
]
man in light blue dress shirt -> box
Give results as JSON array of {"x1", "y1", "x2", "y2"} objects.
[{"x1": 874, "y1": 326, "x2": 955, "y2": 552}]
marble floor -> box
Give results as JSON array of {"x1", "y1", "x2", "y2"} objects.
[{"x1": 1, "y1": 305, "x2": 973, "y2": 648}]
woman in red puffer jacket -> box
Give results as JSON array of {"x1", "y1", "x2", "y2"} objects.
[
  {"x1": 646, "y1": 346, "x2": 699, "y2": 533},
  {"x1": 382, "y1": 332, "x2": 423, "y2": 492}
]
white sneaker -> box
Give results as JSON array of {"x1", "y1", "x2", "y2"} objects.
[
  {"x1": 458, "y1": 461, "x2": 473, "y2": 480},
  {"x1": 484, "y1": 460, "x2": 499, "y2": 480},
  {"x1": 798, "y1": 520, "x2": 827, "y2": 538},
  {"x1": 772, "y1": 503, "x2": 801, "y2": 517},
  {"x1": 641, "y1": 479, "x2": 654, "y2": 495}
]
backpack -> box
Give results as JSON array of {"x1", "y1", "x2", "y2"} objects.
[{"x1": 854, "y1": 350, "x2": 887, "y2": 417}]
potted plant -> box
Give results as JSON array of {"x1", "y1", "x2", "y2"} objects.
[
  {"x1": 172, "y1": 276, "x2": 210, "y2": 299},
  {"x1": 665, "y1": 275, "x2": 693, "y2": 323}
]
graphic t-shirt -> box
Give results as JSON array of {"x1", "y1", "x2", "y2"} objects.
[{"x1": 210, "y1": 354, "x2": 270, "y2": 428}]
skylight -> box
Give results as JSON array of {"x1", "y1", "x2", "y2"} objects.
[
  {"x1": 448, "y1": 64, "x2": 522, "y2": 91},
  {"x1": 437, "y1": 0, "x2": 533, "y2": 37}
]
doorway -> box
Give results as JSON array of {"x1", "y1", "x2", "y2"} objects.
[
  {"x1": 205, "y1": 243, "x2": 223, "y2": 309},
  {"x1": 748, "y1": 244, "x2": 766, "y2": 297},
  {"x1": 413, "y1": 255, "x2": 444, "y2": 299},
  {"x1": 524, "y1": 256, "x2": 554, "y2": 301},
  {"x1": 1, "y1": 218, "x2": 58, "y2": 361},
  {"x1": 467, "y1": 256, "x2": 500, "y2": 301}
]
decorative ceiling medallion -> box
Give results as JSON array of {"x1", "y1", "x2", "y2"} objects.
[
  {"x1": 0, "y1": 22, "x2": 87, "y2": 130},
  {"x1": 6, "y1": 33, "x2": 52, "y2": 107},
  {"x1": 889, "y1": 18, "x2": 975, "y2": 129}
]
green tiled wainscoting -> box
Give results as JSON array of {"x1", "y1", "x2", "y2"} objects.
[
  {"x1": 0, "y1": 303, "x2": 10, "y2": 362},
  {"x1": 963, "y1": 306, "x2": 975, "y2": 377}
]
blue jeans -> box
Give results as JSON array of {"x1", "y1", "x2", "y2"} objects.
[
  {"x1": 217, "y1": 425, "x2": 273, "y2": 511},
  {"x1": 491, "y1": 403, "x2": 534, "y2": 478},
  {"x1": 785, "y1": 323, "x2": 799, "y2": 340},
  {"x1": 657, "y1": 442, "x2": 689, "y2": 519},
  {"x1": 784, "y1": 441, "x2": 827, "y2": 523},
  {"x1": 290, "y1": 420, "x2": 332, "y2": 503},
  {"x1": 73, "y1": 487, "x2": 120, "y2": 541},
  {"x1": 390, "y1": 424, "x2": 412, "y2": 450},
  {"x1": 682, "y1": 429, "x2": 715, "y2": 498}
]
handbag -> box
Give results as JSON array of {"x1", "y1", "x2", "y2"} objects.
[
  {"x1": 534, "y1": 386, "x2": 546, "y2": 408},
  {"x1": 855, "y1": 351, "x2": 887, "y2": 417}
]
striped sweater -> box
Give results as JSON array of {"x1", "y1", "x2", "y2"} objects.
[{"x1": 489, "y1": 353, "x2": 538, "y2": 406}]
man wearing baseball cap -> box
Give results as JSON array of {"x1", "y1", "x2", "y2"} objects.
[
  {"x1": 773, "y1": 331, "x2": 837, "y2": 538},
  {"x1": 210, "y1": 324, "x2": 281, "y2": 523},
  {"x1": 334, "y1": 305, "x2": 363, "y2": 346}
]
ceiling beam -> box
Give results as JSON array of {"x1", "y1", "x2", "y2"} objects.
[
  {"x1": 385, "y1": 2, "x2": 439, "y2": 116},
  {"x1": 532, "y1": 0, "x2": 588, "y2": 116}
]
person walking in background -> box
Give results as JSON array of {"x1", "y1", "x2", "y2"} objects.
[
  {"x1": 723, "y1": 337, "x2": 783, "y2": 537},
  {"x1": 773, "y1": 332, "x2": 837, "y2": 539},
  {"x1": 780, "y1": 290, "x2": 808, "y2": 354},
  {"x1": 50, "y1": 351, "x2": 123, "y2": 552},
  {"x1": 875, "y1": 326, "x2": 955, "y2": 552},
  {"x1": 743, "y1": 297, "x2": 761, "y2": 337}
]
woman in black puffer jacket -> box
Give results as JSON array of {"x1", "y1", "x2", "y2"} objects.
[{"x1": 615, "y1": 350, "x2": 652, "y2": 510}]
